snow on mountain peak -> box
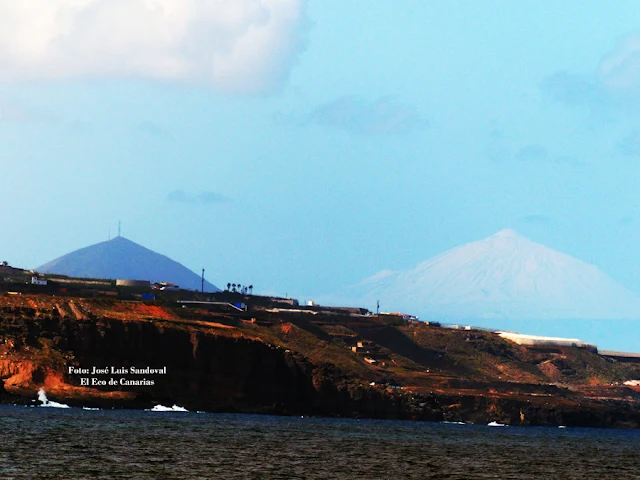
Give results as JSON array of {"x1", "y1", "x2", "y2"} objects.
[
  {"x1": 484, "y1": 229, "x2": 538, "y2": 248},
  {"x1": 339, "y1": 231, "x2": 640, "y2": 321}
]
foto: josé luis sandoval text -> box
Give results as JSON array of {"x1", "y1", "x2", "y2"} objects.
[{"x1": 68, "y1": 366, "x2": 167, "y2": 375}]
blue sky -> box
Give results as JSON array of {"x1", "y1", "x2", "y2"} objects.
[{"x1": 4, "y1": 1, "x2": 640, "y2": 318}]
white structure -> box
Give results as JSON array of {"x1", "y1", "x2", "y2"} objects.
[
  {"x1": 154, "y1": 282, "x2": 179, "y2": 291},
  {"x1": 498, "y1": 331, "x2": 594, "y2": 350},
  {"x1": 599, "y1": 350, "x2": 640, "y2": 361},
  {"x1": 31, "y1": 276, "x2": 47, "y2": 286}
]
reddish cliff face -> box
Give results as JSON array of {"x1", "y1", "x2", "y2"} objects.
[
  {"x1": 0, "y1": 304, "x2": 314, "y2": 412},
  {"x1": 1, "y1": 294, "x2": 640, "y2": 428}
]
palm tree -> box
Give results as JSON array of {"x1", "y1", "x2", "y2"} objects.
[
  {"x1": 248, "y1": 285, "x2": 253, "y2": 295},
  {"x1": 226, "y1": 283, "x2": 231, "y2": 292},
  {"x1": 231, "y1": 283, "x2": 236, "y2": 293}
]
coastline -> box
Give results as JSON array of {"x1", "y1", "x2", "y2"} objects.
[{"x1": 1, "y1": 292, "x2": 640, "y2": 429}]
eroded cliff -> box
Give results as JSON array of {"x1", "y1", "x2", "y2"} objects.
[{"x1": 1, "y1": 294, "x2": 640, "y2": 428}]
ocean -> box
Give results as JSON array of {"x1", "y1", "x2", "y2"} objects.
[{"x1": 1, "y1": 403, "x2": 639, "y2": 479}]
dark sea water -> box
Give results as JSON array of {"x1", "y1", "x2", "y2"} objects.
[{"x1": 1, "y1": 405, "x2": 639, "y2": 479}]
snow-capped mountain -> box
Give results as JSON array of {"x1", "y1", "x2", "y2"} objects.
[
  {"x1": 338, "y1": 229, "x2": 640, "y2": 320},
  {"x1": 37, "y1": 236, "x2": 219, "y2": 292}
]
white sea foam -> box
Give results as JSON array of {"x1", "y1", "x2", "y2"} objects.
[
  {"x1": 82, "y1": 407, "x2": 100, "y2": 411},
  {"x1": 37, "y1": 389, "x2": 70, "y2": 409},
  {"x1": 147, "y1": 404, "x2": 189, "y2": 412},
  {"x1": 487, "y1": 421, "x2": 506, "y2": 427}
]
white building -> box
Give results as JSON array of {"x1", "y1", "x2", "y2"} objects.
[{"x1": 498, "y1": 331, "x2": 595, "y2": 350}]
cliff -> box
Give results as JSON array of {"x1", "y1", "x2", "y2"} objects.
[{"x1": 1, "y1": 293, "x2": 640, "y2": 428}]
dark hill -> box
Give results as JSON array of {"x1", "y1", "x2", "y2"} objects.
[{"x1": 36, "y1": 236, "x2": 219, "y2": 291}]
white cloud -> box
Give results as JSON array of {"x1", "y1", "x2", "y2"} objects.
[
  {"x1": 0, "y1": 0, "x2": 308, "y2": 94},
  {"x1": 598, "y1": 32, "x2": 640, "y2": 93},
  {"x1": 543, "y1": 31, "x2": 640, "y2": 110}
]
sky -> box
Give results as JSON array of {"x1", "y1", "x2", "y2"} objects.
[{"x1": 4, "y1": 1, "x2": 640, "y2": 332}]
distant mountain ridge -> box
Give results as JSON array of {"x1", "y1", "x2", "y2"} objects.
[
  {"x1": 37, "y1": 236, "x2": 219, "y2": 292},
  {"x1": 338, "y1": 229, "x2": 640, "y2": 321}
]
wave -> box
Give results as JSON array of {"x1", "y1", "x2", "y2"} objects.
[
  {"x1": 146, "y1": 404, "x2": 189, "y2": 412},
  {"x1": 37, "y1": 389, "x2": 71, "y2": 409},
  {"x1": 487, "y1": 421, "x2": 507, "y2": 427}
]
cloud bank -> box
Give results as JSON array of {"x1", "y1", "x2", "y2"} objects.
[
  {"x1": 0, "y1": 0, "x2": 308, "y2": 94},
  {"x1": 543, "y1": 31, "x2": 640, "y2": 110},
  {"x1": 515, "y1": 144, "x2": 582, "y2": 166},
  {"x1": 306, "y1": 96, "x2": 426, "y2": 135}
]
